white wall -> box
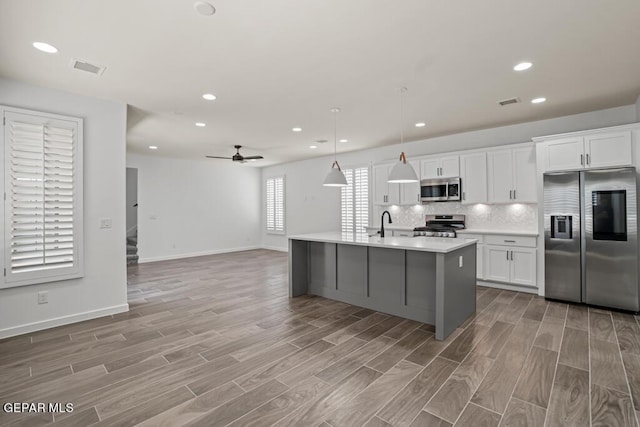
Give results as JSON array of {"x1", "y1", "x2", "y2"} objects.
[
  {"x1": 0, "y1": 78, "x2": 128, "y2": 338},
  {"x1": 126, "y1": 154, "x2": 262, "y2": 262},
  {"x1": 636, "y1": 94, "x2": 640, "y2": 122},
  {"x1": 262, "y1": 104, "x2": 638, "y2": 250}
]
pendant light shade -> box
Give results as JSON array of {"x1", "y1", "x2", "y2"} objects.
[
  {"x1": 324, "y1": 161, "x2": 348, "y2": 186},
  {"x1": 323, "y1": 108, "x2": 348, "y2": 187},
  {"x1": 388, "y1": 152, "x2": 419, "y2": 183},
  {"x1": 388, "y1": 87, "x2": 418, "y2": 184}
]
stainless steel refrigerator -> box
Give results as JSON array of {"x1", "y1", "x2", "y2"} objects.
[{"x1": 544, "y1": 167, "x2": 639, "y2": 311}]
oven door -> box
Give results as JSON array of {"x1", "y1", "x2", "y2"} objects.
[{"x1": 420, "y1": 180, "x2": 448, "y2": 201}]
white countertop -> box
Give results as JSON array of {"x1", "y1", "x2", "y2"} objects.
[{"x1": 288, "y1": 232, "x2": 477, "y2": 253}]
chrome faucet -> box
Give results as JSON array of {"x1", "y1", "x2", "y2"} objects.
[{"x1": 380, "y1": 210, "x2": 392, "y2": 237}]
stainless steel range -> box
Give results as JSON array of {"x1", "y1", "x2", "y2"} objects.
[{"x1": 414, "y1": 214, "x2": 466, "y2": 238}]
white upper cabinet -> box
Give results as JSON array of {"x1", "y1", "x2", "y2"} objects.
[
  {"x1": 541, "y1": 130, "x2": 632, "y2": 172},
  {"x1": 399, "y1": 161, "x2": 421, "y2": 205},
  {"x1": 373, "y1": 164, "x2": 399, "y2": 205},
  {"x1": 487, "y1": 149, "x2": 513, "y2": 204},
  {"x1": 487, "y1": 146, "x2": 536, "y2": 203},
  {"x1": 511, "y1": 147, "x2": 537, "y2": 203},
  {"x1": 544, "y1": 137, "x2": 584, "y2": 171},
  {"x1": 420, "y1": 156, "x2": 459, "y2": 179},
  {"x1": 459, "y1": 152, "x2": 487, "y2": 204},
  {"x1": 585, "y1": 131, "x2": 633, "y2": 169}
]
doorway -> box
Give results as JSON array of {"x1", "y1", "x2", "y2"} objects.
[{"x1": 126, "y1": 167, "x2": 138, "y2": 264}]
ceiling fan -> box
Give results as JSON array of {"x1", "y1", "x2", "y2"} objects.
[{"x1": 206, "y1": 145, "x2": 264, "y2": 163}]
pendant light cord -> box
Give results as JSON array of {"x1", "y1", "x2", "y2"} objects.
[
  {"x1": 399, "y1": 87, "x2": 407, "y2": 163},
  {"x1": 331, "y1": 107, "x2": 341, "y2": 170}
]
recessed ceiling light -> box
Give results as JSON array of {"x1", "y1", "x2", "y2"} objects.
[
  {"x1": 195, "y1": 122, "x2": 206, "y2": 127},
  {"x1": 249, "y1": 159, "x2": 257, "y2": 162},
  {"x1": 202, "y1": 93, "x2": 216, "y2": 101},
  {"x1": 531, "y1": 97, "x2": 547, "y2": 104},
  {"x1": 292, "y1": 127, "x2": 302, "y2": 132},
  {"x1": 339, "y1": 139, "x2": 348, "y2": 143},
  {"x1": 415, "y1": 122, "x2": 426, "y2": 127},
  {"x1": 309, "y1": 145, "x2": 317, "y2": 149},
  {"x1": 148, "y1": 145, "x2": 158, "y2": 150},
  {"x1": 514, "y1": 62, "x2": 533, "y2": 71},
  {"x1": 33, "y1": 42, "x2": 58, "y2": 53},
  {"x1": 194, "y1": 1, "x2": 216, "y2": 16}
]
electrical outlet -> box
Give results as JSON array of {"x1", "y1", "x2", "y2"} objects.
[
  {"x1": 459, "y1": 256, "x2": 463, "y2": 268},
  {"x1": 37, "y1": 291, "x2": 48, "y2": 304},
  {"x1": 99, "y1": 218, "x2": 112, "y2": 229}
]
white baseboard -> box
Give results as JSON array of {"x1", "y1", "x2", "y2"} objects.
[
  {"x1": 261, "y1": 245, "x2": 288, "y2": 253},
  {"x1": 138, "y1": 246, "x2": 262, "y2": 263},
  {"x1": 477, "y1": 280, "x2": 540, "y2": 295},
  {"x1": 0, "y1": 303, "x2": 129, "y2": 339}
]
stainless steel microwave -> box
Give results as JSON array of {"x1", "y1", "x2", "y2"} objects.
[{"x1": 420, "y1": 178, "x2": 461, "y2": 202}]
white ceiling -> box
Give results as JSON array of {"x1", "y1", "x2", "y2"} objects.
[{"x1": 1, "y1": 0, "x2": 639, "y2": 166}]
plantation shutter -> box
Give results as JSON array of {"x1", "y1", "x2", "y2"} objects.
[
  {"x1": 341, "y1": 166, "x2": 369, "y2": 234},
  {"x1": 3, "y1": 109, "x2": 83, "y2": 286},
  {"x1": 266, "y1": 176, "x2": 285, "y2": 233}
]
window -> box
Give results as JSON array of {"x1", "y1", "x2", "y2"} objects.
[
  {"x1": 2, "y1": 106, "x2": 84, "y2": 288},
  {"x1": 266, "y1": 176, "x2": 285, "y2": 234},
  {"x1": 341, "y1": 166, "x2": 369, "y2": 233}
]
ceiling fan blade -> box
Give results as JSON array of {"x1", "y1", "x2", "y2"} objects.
[
  {"x1": 205, "y1": 156, "x2": 233, "y2": 159},
  {"x1": 243, "y1": 156, "x2": 264, "y2": 160}
]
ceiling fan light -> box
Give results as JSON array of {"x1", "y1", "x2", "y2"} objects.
[
  {"x1": 388, "y1": 153, "x2": 418, "y2": 183},
  {"x1": 323, "y1": 161, "x2": 348, "y2": 187}
]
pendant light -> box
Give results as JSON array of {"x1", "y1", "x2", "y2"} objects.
[
  {"x1": 388, "y1": 87, "x2": 419, "y2": 183},
  {"x1": 323, "y1": 107, "x2": 348, "y2": 187}
]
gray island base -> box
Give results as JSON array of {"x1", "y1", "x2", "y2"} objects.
[{"x1": 288, "y1": 233, "x2": 477, "y2": 340}]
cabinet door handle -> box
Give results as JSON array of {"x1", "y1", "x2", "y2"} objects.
[
  {"x1": 581, "y1": 154, "x2": 584, "y2": 166},
  {"x1": 509, "y1": 190, "x2": 512, "y2": 200},
  {"x1": 504, "y1": 240, "x2": 516, "y2": 243},
  {"x1": 506, "y1": 251, "x2": 509, "y2": 260},
  {"x1": 586, "y1": 153, "x2": 590, "y2": 165},
  {"x1": 462, "y1": 191, "x2": 465, "y2": 201},
  {"x1": 513, "y1": 189, "x2": 516, "y2": 200},
  {"x1": 511, "y1": 251, "x2": 513, "y2": 261}
]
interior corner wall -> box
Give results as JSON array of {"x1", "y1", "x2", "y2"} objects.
[
  {"x1": 260, "y1": 104, "x2": 638, "y2": 251},
  {"x1": 636, "y1": 94, "x2": 640, "y2": 122},
  {"x1": 0, "y1": 77, "x2": 128, "y2": 338},
  {"x1": 126, "y1": 154, "x2": 262, "y2": 262}
]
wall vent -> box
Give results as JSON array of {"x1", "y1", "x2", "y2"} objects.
[
  {"x1": 70, "y1": 59, "x2": 106, "y2": 76},
  {"x1": 498, "y1": 97, "x2": 520, "y2": 106}
]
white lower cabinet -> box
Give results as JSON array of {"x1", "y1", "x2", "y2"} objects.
[{"x1": 484, "y1": 240, "x2": 536, "y2": 287}]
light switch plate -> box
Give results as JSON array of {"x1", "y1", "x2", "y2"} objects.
[
  {"x1": 100, "y1": 218, "x2": 112, "y2": 229},
  {"x1": 459, "y1": 256, "x2": 463, "y2": 268}
]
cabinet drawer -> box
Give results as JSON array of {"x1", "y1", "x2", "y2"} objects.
[
  {"x1": 485, "y1": 235, "x2": 536, "y2": 248},
  {"x1": 460, "y1": 233, "x2": 484, "y2": 243}
]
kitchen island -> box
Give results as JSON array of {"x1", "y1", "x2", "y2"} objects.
[{"x1": 288, "y1": 232, "x2": 477, "y2": 340}]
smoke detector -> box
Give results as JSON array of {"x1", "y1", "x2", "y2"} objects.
[
  {"x1": 498, "y1": 97, "x2": 520, "y2": 106},
  {"x1": 70, "y1": 59, "x2": 106, "y2": 76}
]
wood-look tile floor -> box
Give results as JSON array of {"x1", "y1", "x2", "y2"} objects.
[{"x1": 2, "y1": 249, "x2": 640, "y2": 426}]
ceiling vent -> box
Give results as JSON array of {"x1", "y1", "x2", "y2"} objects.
[
  {"x1": 70, "y1": 59, "x2": 106, "y2": 76},
  {"x1": 498, "y1": 97, "x2": 520, "y2": 106}
]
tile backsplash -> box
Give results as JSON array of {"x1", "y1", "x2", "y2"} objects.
[{"x1": 373, "y1": 202, "x2": 538, "y2": 232}]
